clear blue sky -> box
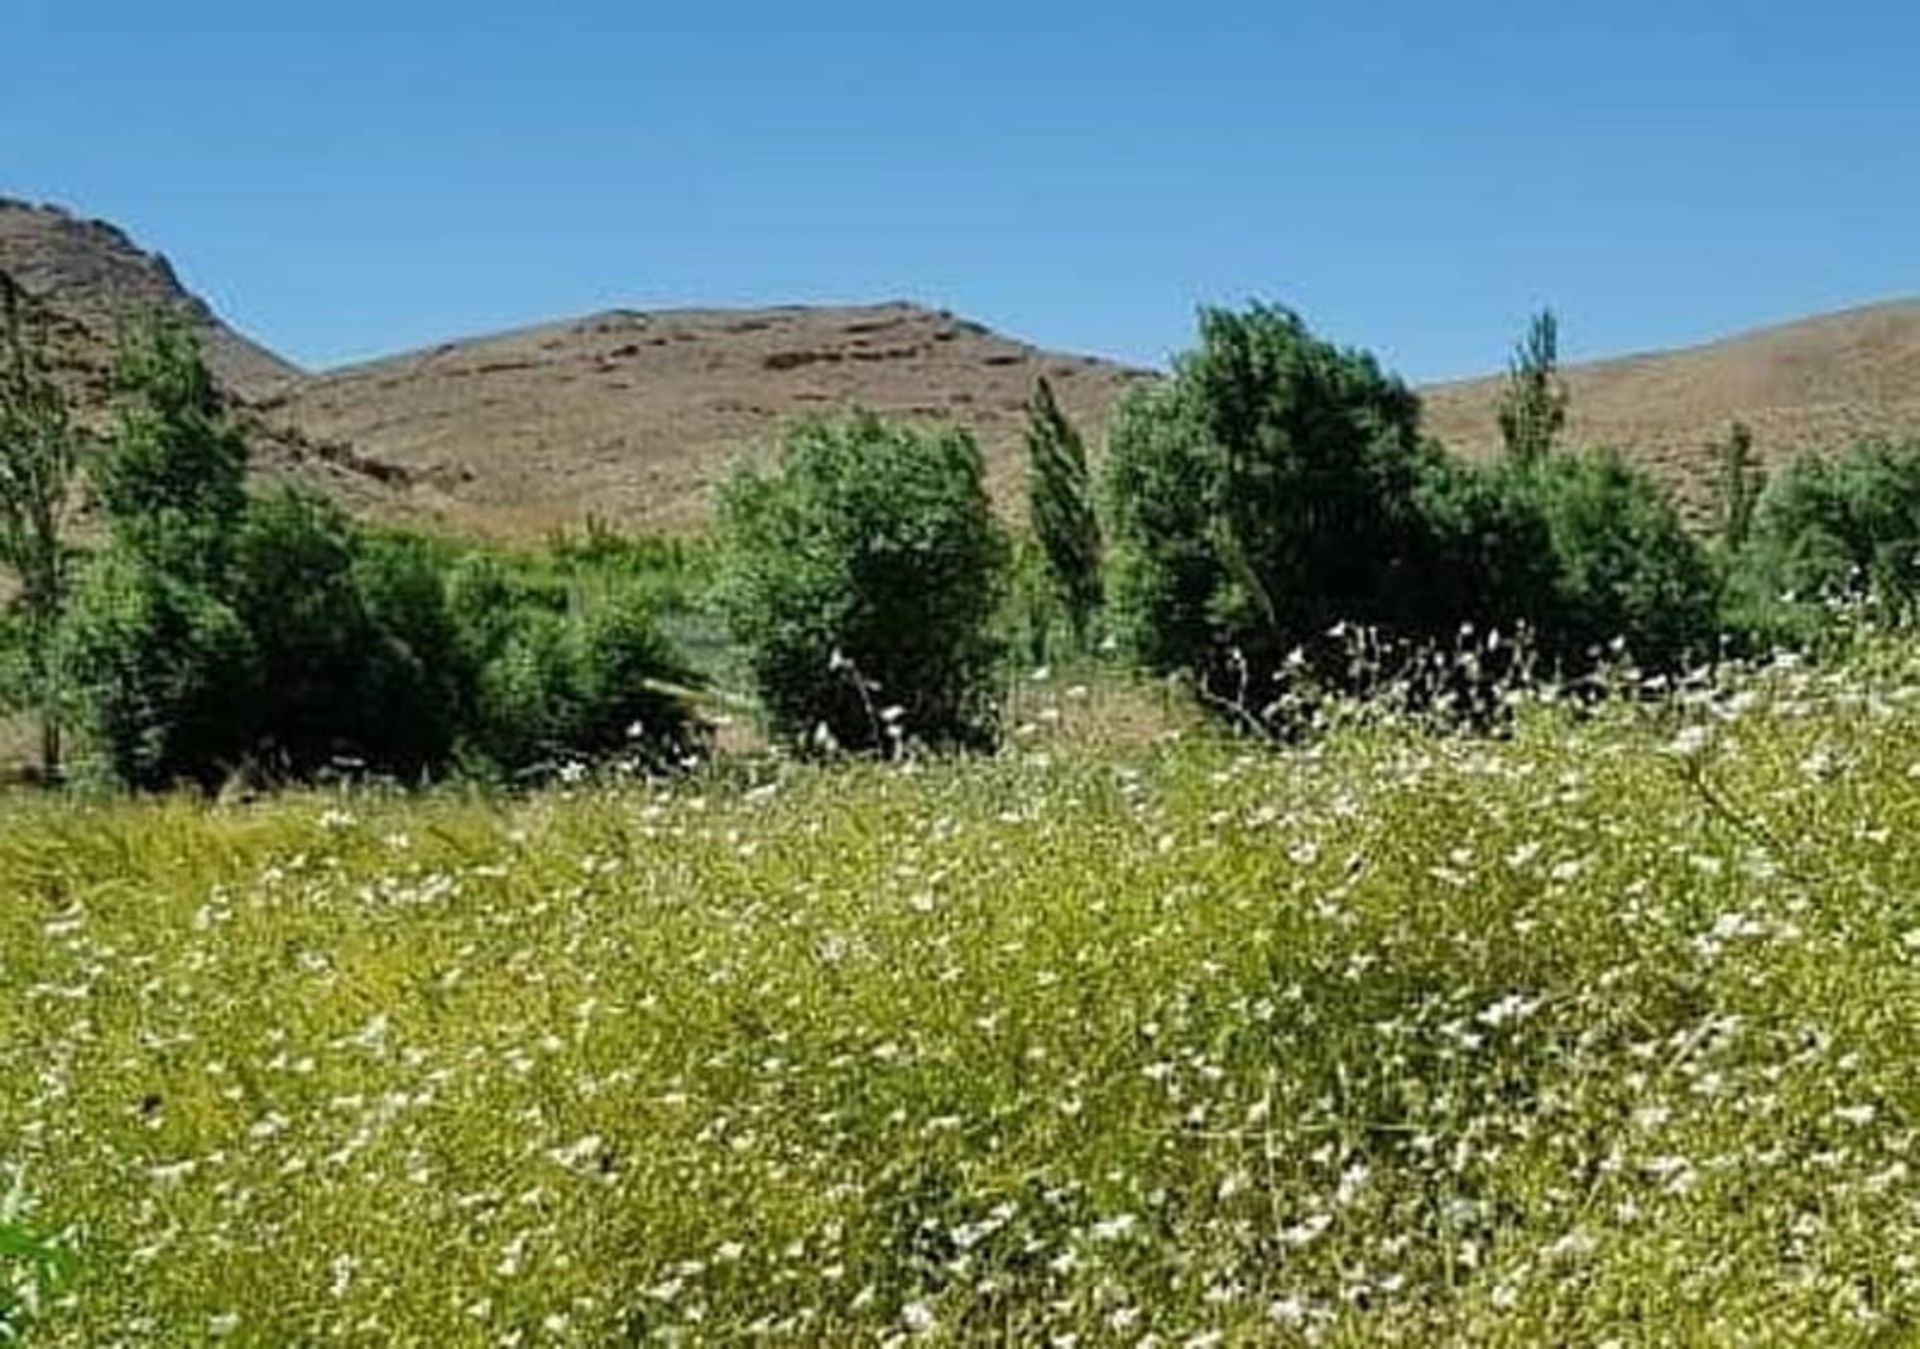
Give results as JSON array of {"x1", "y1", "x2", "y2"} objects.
[{"x1": 7, "y1": 1, "x2": 1916, "y2": 380}]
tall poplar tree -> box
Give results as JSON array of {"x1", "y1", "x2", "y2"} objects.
[
  {"x1": 1497, "y1": 308, "x2": 1569, "y2": 464},
  {"x1": 1023, "y1": 376, "x2": 1103, "y2": 648}
]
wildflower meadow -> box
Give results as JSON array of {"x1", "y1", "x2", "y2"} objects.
[{"x1": 3, "y1": 648, "x2": 1918, "y2": 1344}]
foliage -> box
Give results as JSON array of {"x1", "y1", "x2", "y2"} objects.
[
  {"x1": 1517, "y1": 449, "x2": 1723, "y2": 674},
  {"x1": 91, "y1": 312, "x2": 248, "y2": 579},
  {"x1": 0, "y1": 276, "x2": 84, "y2": 778},
  {"x1": 51, "y1": 313, "x2": 700, "y2": 788},
  {"x1": 4, "y1": 648, "x2": 1920, "y2": 1341},
  {"x1": 1496, "y1": 308, "x2": 1568, "y2": 464},
  {"x1": 1733, "y1": 438, "x2": 1920, "y2": 629},
  {"x1": 227, "y1": 489, "x2": 472, "y2": 780},
  {"x1": 58, "y1": 543, "x2": 255, "y2": 790},
  {"x1": 1104, "y1": 304, "x2": 1449, "y2": 720},
  {"x1": 451, "y1": 554, "x2": 703, "y2": 777},
  {"x1": 1711, "y1": 420, "x2": 1765, "y2": 552},
  {"x1": 1004, "y1": 536, "x2": 1066, "y2": 669},
  {"x1": 0, "y1": 1211, "x2": 74, "y2": 1341},
  {"x1": 1022, "y1": 376, "x2": 1102, "y2": 648},
  {"x1": 59, "y1": 316, "x2": 253, "y2": 787},
  {"x1": 716, "y1": 411, "x2": 1007, "y2": 753}
]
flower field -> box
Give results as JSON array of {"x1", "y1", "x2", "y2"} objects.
[{"x1": 4, "y1": 656, "x2": 1920, "y2": 1344}]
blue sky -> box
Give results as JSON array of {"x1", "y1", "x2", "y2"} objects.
[{"x1": 7, "y1": 1, "x2": 1916, "y2": 380}]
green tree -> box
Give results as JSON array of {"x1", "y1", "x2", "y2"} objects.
[
  {"x1": 64, "y1": 314, "x2": 257, "y2": 787},
  {"x1": 1711, "y1": 420, "x2": 1765, "y2": 552},
  {"x1": 1497, "y1": 308, "x2": 1568, "y2": 464},
  {"x1": 1104, "y1": 304, "x2": 1441, "y2": 721},
  {"x1": 1023, "y1": 376, "x2": 1102, "y2": 649},
  {"x1": 1734, "y1": 438, "x2": 1920, "y2": 630},
  {"x1": 60, "y1": 547, "x2": 255, "y2": 789},
  {"x1": 0, "y1": 275, "x2": 84, "y2": 780},
  {"x1": 93, "y1": 311, "x2": 248, "y2": 579},
  {"x1": 717, "y1": 411, "x2": 1007, "y2": 754}
]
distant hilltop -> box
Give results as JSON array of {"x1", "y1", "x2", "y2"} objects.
[{"x1": 6, "y1": 194, "x2": 1919, "y2": 537}]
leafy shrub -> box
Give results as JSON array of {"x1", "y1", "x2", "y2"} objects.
[
  {"x1": 1518, "y1": 450, "x2": 1722, "y2": 675},
  {"x1": 716, "y1": 411, "x2": 1007, "y2": 753},
  {"x1": 451, "y1": 553, "x2": 702, "y2": 777},
  {"x1": 1733, "y1": 439, "x2": 1920, "y2": 633},
  {"x1": 1413, "y1": 456, "x2": 1558, "y2": 630},
  {"x1": 59, "y1": 544, "x2": 255, "y2": 790},
  {"x1": 1105, "y1": 305, "x2": 1724, "y2": 729},
  {"x1": 1104, "y1": 304, "x2": 1448, "y2": 717},
  {"x1": 351, "y1": 530, "x2": 476, "y2": 770},
  {"x1": 227, "y1": 489, "x2": 474, "y2": 780}
]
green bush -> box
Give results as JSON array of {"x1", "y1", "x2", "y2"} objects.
[
  {"x1": 1413, "y1": 456, "x2": 1558, "y2": 630},
  {"x1": 352, "y1": 531, "x2": 476, "y2": 770},
  {"x1": 450, "y1": 552, "x2": 702, "y2": 778},
  {"x1": 59, "y1": 544, "x2": 255, "y2": 790},
  {"x1": 1105, "y1": 305, "x2": 1724, "y2": 729},
  {"x1": 1519, "y1": 451, "x2": 1722, "y2": 676},
  {"x1": 227, "y1": 489, "x2": 475, "y2": 780},
  {"x1": 1732, "y1": 439, "x2": 1920, "y2": 634},
  {"x1": 1104, "y1": 304, "x2": 1449, "y2": 717},
  {"x1": 1418, "y1": 452, "x2": 1721, "y2": 679},
  {"x1": 716, "y1": 411, "x2": 1008, "y2": 753}
]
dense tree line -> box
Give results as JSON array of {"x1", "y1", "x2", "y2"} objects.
[
  {"x1": 6, "y1": 296, "x2": 1920, "y2": 784},
  {"x1": 716, "y1": 302, "x2": 1920, "y2": 751},
  {"x1": 0, "y1": 311, "x2": 698, "y2": 787}
]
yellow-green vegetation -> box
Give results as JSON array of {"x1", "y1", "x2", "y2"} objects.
[{"x1": 4, "y1": 655, "x2": 1920, "y2": 1345}]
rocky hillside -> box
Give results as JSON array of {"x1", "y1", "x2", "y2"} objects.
[
  {"x1": 1424, "y1": 301, "x2": 1920, "y2": 507},
  {"x1": 7, "y1": 196, "x2": 1920, "y2": 537},
  {"x1": 0, "y1": 197, "x2": 412, "y2": 512},
  {"x1": 0, "y1": 198, "x2": 299, "y2": 398},
  {"x1": 266, "y1": 302, "x2": 1152, "y2": 535}
]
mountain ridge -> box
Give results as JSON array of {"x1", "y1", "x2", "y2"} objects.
[{"x1": 6, "y1": 196, "x2": 1920, "y2": 536}]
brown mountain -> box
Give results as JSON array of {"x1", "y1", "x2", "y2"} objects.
[
  {"x1": 8, "y1": 198, "x2": 1920, "y2": 538},
  {"x1": 1423, "y1": 301, "x2": 1920, "y2": 509},
  {"x1": 0, "y1": 198, "x2": 299, "y2": 399},
  {"x1": 265, "y1": 303, "x2": 1153, "y2": 536},
  {"x1": 0, "y1": 197, "x2": 409, "y2": 512}
]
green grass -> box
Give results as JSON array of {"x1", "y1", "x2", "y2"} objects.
[{"x1": 4, "y1": 654, "x2": 1920, "y2": 1344}]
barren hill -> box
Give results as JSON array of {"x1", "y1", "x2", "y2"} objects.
[
  {"x1": 1424, "y1": 301, "x2": 1920, "y2": 507},
  {"x1": 9, "y1": 197, "x2": 1920, "y2": 539},
  {"x1": 266, "y1": 303, "x2": 1153, "y2": 535},
  {"x1": 0, "y1": 197, "x2": 411, "y2": 512},
  {"x1": 0, "y1": 198, "x2": 300, "y2": 399}
]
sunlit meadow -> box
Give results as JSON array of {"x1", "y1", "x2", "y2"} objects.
[{"x1": 4, "y1": 652, "x2": 1920, "y2": 1345}]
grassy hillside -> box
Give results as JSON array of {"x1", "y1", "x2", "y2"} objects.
[{"x1": 4, "y1": 654, "x2": 1919, "y2": 1343}]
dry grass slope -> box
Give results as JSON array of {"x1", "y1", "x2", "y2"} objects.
[
  {"x1": 8, "y1": 196, "x2": 1920, "y2": 537},
  {"x1": 266, "y1": 303, "x2": 1152, "y2": 536},
  {"x1": 1424, "y1": 300, "x2": 1920, "y2": 509}
]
